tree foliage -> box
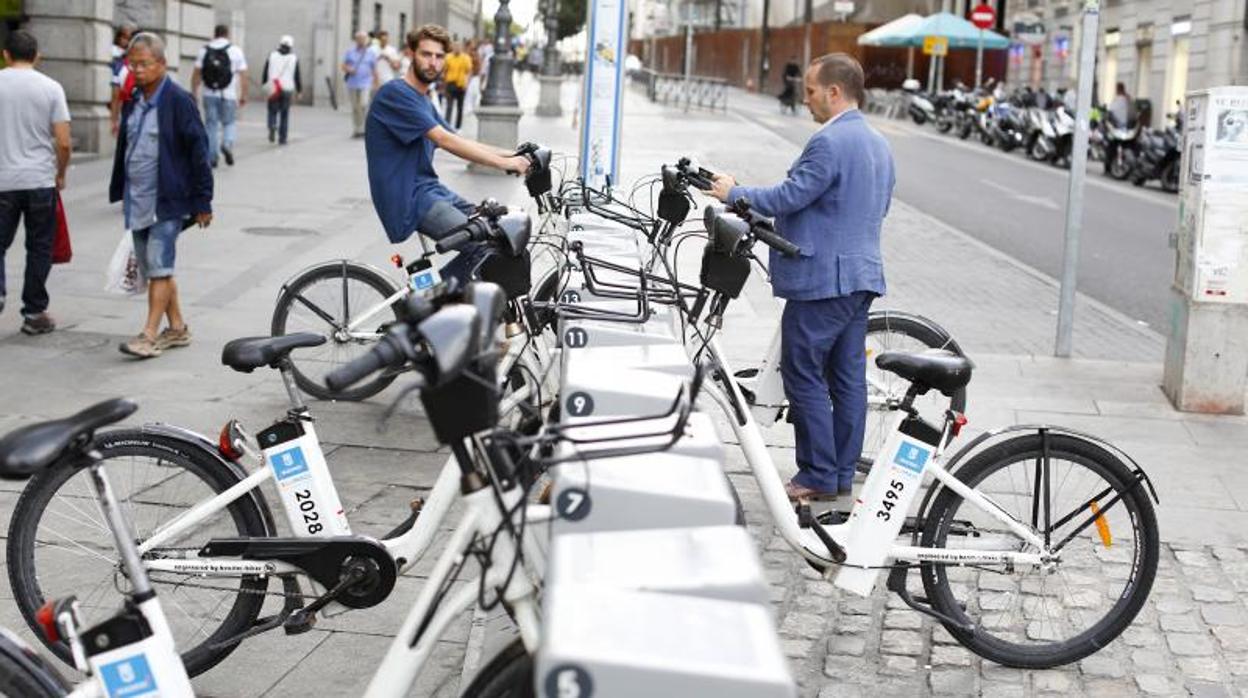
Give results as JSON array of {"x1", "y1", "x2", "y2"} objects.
[{"x1": 540, "y1": 0, "x2": 587, "y2": 40}]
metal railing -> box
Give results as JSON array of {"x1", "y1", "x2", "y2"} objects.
[{"x1": 633, "y1": 69, "x2": 730, "y2": 112}]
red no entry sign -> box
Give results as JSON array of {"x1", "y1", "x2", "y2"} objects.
[{"x1": 971, "y1": 3, "x2": 996, "y2": 30}]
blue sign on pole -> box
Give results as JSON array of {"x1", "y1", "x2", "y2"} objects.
[{"x1": 579, "y1": 0, "x2": 628, "y2": 190}]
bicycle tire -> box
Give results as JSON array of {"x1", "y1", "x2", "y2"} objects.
[
  {"x1": 918, "y1": 433, "x2": 1159, "y2": 668},
  {"x1": 859, "y1": 313, "x2": 967, "y2": 471},
  {"x1": 271, "y1": 261, "x2": 402, "y2": 401},
  {"x1": 0, "y1": 632, "x2": 68, "y2": 698},
  {"x1": 7, "y1": 431, "x2": 271, "y2": 677},
  {"x1": 460, "y1": 638, "x2": 534, "y2": 698}
]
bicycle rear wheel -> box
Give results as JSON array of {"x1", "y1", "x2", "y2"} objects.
[
  {"x1": 7, "y1": 431, "x2": 271, "y2": 676},
  {"x1": 918, "y1": 433, "x2": 1159, "y2": 668},
  {"x1": 860, "y1": 312, "x2": 967, "y2": 470},
  {"x1": 271, "y1": 261, "x2": 402, "y2": 401}
]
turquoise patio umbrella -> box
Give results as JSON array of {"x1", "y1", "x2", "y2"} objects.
[{"x1": 864, "y1": 11, "x2": 1010, "y2": 50}]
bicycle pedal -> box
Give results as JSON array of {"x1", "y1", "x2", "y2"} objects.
[{"x1": 283, "y1": 608, "x2": 317, "y2": 635}]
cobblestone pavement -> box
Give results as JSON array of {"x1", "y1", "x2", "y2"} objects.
[{"x1": 2, "y1": 74, "x2": 1245, "y2": 697}]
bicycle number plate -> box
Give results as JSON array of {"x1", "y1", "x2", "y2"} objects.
[
  {"x1": 258, "y1": 420, "x2": 351, "y2": 537},
  {"x1": 833, "y1": 430, "x2": 934, "y2": 596}
]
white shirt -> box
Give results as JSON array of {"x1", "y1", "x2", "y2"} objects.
[
  {"x1": 195, "y1": 38, "x2": 248, "y2": 101},
  {"x1": 375, "y1": 44, "x2": 401, "y2": 82},
  {"x1": 819, "y1": 107, "x2": 859, "y2": 132}
]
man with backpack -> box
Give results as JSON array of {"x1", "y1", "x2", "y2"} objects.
[{"x1": 192, "y1": 25, "x2": 247, "y2": 168}]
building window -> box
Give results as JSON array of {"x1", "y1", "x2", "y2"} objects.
[
  {"x1": 351, "y1": 0, "x2": 361, "y2": 34},
  {"x1": 374, "y1": 3, "x2": 382, "y2": 34}
]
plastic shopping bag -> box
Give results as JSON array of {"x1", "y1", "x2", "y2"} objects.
[{"x1": 104, "y1": 230, "x2": 147, "y2": 295}]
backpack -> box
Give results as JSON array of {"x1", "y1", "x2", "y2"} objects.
[{"x1": 201, "y1": 43, "x2": 234, "y2": 90}]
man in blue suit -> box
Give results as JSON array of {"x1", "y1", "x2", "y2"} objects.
[{"x1": 705, "y1": 53, "x2": 895, "y2": 500}]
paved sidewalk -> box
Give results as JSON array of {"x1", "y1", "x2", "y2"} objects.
[{"x1": 0, "y1": 73, "x2": 1244, "y2": 697}]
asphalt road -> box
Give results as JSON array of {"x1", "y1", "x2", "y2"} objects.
[{"x1": 733, "y1": 96, "x2": 1179, "y2": 332}]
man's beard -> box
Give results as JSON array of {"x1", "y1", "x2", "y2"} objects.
[{"x1": 414, "y1": 66, "x2": 442, "y2": 84}]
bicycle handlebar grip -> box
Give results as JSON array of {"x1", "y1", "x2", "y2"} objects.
[
  {"x1": 435, "y1": 229, "x2": 475, "y2": 254},
  {"x1": 754, "y1": 226, "x2": 802, "y2": 258},
  {"x1": 325, "y1": 337, "x2": 403, "y2": 392}
]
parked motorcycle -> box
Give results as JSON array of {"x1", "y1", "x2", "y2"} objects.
[
  {"x1": 1130, "y1": 105, "x2": 1183, "y2": 193},
  {"x1": 990, "y1": 98, "x2": 1029, "y2": 152}
]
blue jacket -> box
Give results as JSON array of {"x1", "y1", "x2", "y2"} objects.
[
  {"x1": 109, "y1": 78, "x2": 214, "y2": 220},
  {"x1": 728, "y1": 110, "x2": 894, "y2": 301}
]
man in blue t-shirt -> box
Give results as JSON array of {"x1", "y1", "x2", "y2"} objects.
[{"x1": 365, "y1": 24, "x2": 529, "y2": 284}]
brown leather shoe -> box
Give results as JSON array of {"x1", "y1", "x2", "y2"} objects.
[{"x1": 785, "y1": 479, "x2": 838, "y2": 502}]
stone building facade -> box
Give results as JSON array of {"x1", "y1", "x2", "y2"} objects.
[{"x1": 1005, "y1": 0, "x2": 1248, "y2": 125}]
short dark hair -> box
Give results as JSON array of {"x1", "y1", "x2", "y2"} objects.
[
  {"x1": 4, "y1": 30, "x2": 38, "y2": 62},
  {"x1": 214, "y1": 24, "x2": 229, "y2": 39},
  {"x1": 377, "y1": 30, "x2": 389, "y2": 38},
  {"x1": 810, "y1": 53, "x2": 865, "y2": 106},
  {"x1": 407, "y1": 24, "x2": 451, "y2": 54},
  {"x1": 114, "y1": 23, "x2": 137, "y2": 45}
]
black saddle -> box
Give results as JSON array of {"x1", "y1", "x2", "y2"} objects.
[
  {"x1": 0, "y1": 398, "x2": 137, "y2": 478},
  {"x1": 222, "y1": 333, "x2": 326, "y2": 373},
  {"x1": 875, "y1": 351, "x2": 974, "y2": 397}
]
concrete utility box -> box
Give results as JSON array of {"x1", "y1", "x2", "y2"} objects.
[
  {"x1": 1163, "y1": 86, "x2": 1248, "y2": 414},
  {"x1": 536, "y1": 586, "x2": 795, "y2": 698},
  {"x1": 548, "y1": 526, "x2": 769, "y2": 606},
  {"x1": 548, "y1": 453, "x2": 738, "y2": 534}
]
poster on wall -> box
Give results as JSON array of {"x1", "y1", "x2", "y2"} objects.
[{"x1": 579, "y1": 0, "x2": 628, "y2": 190}]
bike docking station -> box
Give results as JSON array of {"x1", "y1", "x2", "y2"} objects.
[{"x1": 534, "y1": 184, "x2": 795, "y2": 695}]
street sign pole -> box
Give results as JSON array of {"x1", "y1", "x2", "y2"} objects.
[
  {"x1": 1054, "y1": 0, "x2": 1100, "y2": 357},
  {"x1": 975, "y1": 29, "x2": 984, "y2": 87}
]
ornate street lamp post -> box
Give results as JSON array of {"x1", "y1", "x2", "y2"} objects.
[
  {"x1": 481, "y1": 0, "x2": 519, "y2": 107},
  {"x1": 537, "y1": 0, "x2": 564, "y2": 116}
]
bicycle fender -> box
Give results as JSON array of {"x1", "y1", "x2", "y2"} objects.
[
  {"x1": 0, "y1": 627, "x2": 70, "y2": 695},
  {"x1": 133, "y1": 423, "x2": 281, "y2": 536},
  {"x1": 869, "y1": 309, "x2": 966, "y2": 356}
]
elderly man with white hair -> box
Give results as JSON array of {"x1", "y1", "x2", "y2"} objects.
[
  {"x1": 340, "y1": 30, "x2": 379, "y2": 137},
  {"x1": 261, "y1": 34, "x2": 301, "y2": 145}
]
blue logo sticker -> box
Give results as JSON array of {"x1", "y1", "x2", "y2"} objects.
[
  {"x1": 100, "y1": 654, "x2": 158, "y2": 698},
  {"x1": 270, "y1": 446, "x2": 309, "y2": 481},
  {"x1": 410, "y1": 271, "x2": 435, "y2": 291},
  {"x1": 893, "y1": 442, "x2": 930, "y2": 474}
]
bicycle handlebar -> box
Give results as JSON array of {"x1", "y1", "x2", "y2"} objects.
[
  {"x1": 325, "y1": 331, "x2": 410, "y2": 392},
  {"x1": 752, "y1": 222, "x2": 802, "y2": 258},
  {"x1": 434, "y1": 228, "x2": 477, "y2": 254}
]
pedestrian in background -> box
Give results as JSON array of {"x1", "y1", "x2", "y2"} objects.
[
  {"x1": 464, "y1": 38, "x2": 481, "y2": 112},
  {"x1": 192, "y1": 24, "x2": 248, "y2": 168},
  {"x1": 443, "y1": 41, "x2": 471, "y2": 129},
  {"x1": 477, "y1": 37, "x2": 493, "y2": 94},
  {"x1": 110, "y1": 33, "x2": 213, "y2": 359},
  {"x1": 262, "y1": 35, "x2": 300, "y2": 145},
  {"x1": 1109, "y1": 82, "x2": 1132, "y2": 127},
  {"x1": 108, "y1": 22, "x2": 137, "y2": 135},
  {"x1": 703, "y1": 54, "x2": 894, "y2": 502},
  {"x1": 374, "y1": 29, "x2": 401, "y2": 88},
  {"x1": 342, "y1": 31, "x2": 379, "y2": 138},
  {"x1": 0, "y1": 30, "x2": 71, "y2": 336}
]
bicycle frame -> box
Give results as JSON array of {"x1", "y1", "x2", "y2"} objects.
[{"x1": 698, "y1": 337, "x2": 1048, "y2": 590}]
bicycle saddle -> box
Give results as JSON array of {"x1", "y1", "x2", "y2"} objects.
[
  {"x1": 221, "y1": 333, "x2": 327, "y2": 373},
  {"x1": 0, "y1": 398, "x2": 137, "y2": 478},
  {"x1": 875, "y1": 351, "x2": 974, "y2": 397}
]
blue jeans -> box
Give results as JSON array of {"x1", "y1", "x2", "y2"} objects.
[
  {"x1": 0, "y1": 188, "x2": 56, "y2": 316},
  {"x1": 781, "y1": 292, "x2": 875, "y2": 492},
  {"x1": 132, "y1": 219, "x2": 183, "y2": 279},
  {"x1": 266, "y1": 92, "x2": 292, "y2": 143},
  {"x1": 202, "y1": 95, "x2": 238, "y2": 161},
  {"x1": 417, "y1": 199, "x2": 491, "y2": 286}
]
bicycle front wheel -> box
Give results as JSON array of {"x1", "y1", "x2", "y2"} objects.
[
  {"x1": 0, "y1": 631, "x2": 68, "y2": 698},
  {"x1": 460, "y1": 638, "x2": 534, "y2": 698},
  {"x1": 918, "y1": 433, "x2": 1159, "y2": 668},
  {"x1": 860, "y1": 312, "x2": 967, "y2": 469},
  {"x1": 271, "y1": 261, "x2": 402, "y2": 401},
  {"x1": 7, "y1": 431, "x2": 271, "y2": 676}
]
